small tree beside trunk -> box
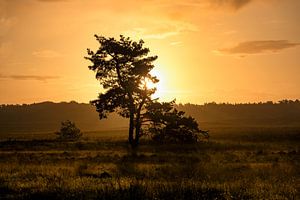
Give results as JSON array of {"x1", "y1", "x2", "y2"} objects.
[{"x1": 143, "y1": 100, "x2": 206, "y2": 143}]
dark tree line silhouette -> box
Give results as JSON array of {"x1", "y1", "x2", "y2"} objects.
[
  {"x1": 178, "y1": 99, "x2": 300, "y2": 126},
  {"x1": 1, "y1": 100, "x2": 300, "y2": 135}
]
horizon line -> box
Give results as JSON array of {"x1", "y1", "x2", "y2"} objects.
[{"x1": 1, "y1": 99, "x2": 300, "y2": 106}]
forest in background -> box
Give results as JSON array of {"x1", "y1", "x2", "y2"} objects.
[{"x1": 0, "y1": 100, "x2": 300, "y2": 134}]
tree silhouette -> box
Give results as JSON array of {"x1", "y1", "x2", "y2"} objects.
[
  {"x1": 86, "y1": 35, "x2": 158, "y2": 148},
  {"x1": 55, "y1": 120, "x2": 82, "y2": 141},
  {"x1": 143, "y1": 100, "x2": 204, "y2": 143}
]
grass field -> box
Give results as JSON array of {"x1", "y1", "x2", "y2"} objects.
[{"x1": 0, "y1": 127, "x2": 299, "y2": 199}]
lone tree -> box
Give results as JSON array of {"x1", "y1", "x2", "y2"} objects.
[
  {"x1": 55, "y1": 120, "x2": 82, "y2": 141},
  {"x1": 86, "y1": 35, "x2": 158, "y2": 148}
]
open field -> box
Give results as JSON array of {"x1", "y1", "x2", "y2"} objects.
[{"x1": 0, "y1": 127, "x2": 299, "y2": 199}]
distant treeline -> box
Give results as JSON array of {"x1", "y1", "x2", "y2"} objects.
[
  {"x1": 0, "y1": 101, "x2": 127, "y2": 134},
  {"x1": 176, "y1": 99, "x2": 300, "y2": 127},
  {"x1": 1, "y1": 100, "x2": 300, "y2": 134}
]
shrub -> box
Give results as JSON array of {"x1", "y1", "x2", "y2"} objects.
[
  {"x1": 55, "y1": 120, "x2": 82, "y2": 141},
  {"x1": 143, "y1": 101, "x2": 208, "y2": 143}
]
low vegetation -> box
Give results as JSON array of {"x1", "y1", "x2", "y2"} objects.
[
  {"x1": 55, "y1": 120, "x2": 82, "y2": 141},
  {"x1": 0, "y1": 127, "x2": 298, "y2": 199}
]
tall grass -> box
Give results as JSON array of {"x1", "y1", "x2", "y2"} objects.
[{"x1": 0, "y1": 127, "x2": 299, "y2": 199}]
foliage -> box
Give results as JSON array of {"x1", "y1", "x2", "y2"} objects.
[
  {"x1": 143, "y1": 100, "x2": 206, "y2": 143},
  {"x1": 55, "y1": 120, "x2": 82, "y2": 141},
  {"x1": 86, "y1": 35, "x2": 158, "y2": 148}
]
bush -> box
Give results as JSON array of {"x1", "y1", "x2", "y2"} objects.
[
  {"x1": 55, "y1": 120, "x2": 82, "y2": 141},
  {"x1": 143, "y1": 101, "x2": 208, "y2": 143}
]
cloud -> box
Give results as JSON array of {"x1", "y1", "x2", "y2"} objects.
[
  {"x1": 36, "y1": 0, "x2": 69, "y2": 2},
  {"x1": 32, "y1": 50, "x2": 62, "y2": 58},
  {"x1": 144, "y1": 31, "x2": 178, "y2": 39},
  {"x1": 170, "y1": 41, "x2": 183, "y2": 46},
  {"x1": 217, "y1": 40, "x2": 300, "y2": 56},
  {"x1": 210, "y1": 0, "x2": 253, "y2": 10},
  {"x1": 125, "y1": 21, "x2": 198, "y2": 40},
  {"x1": 147, "y1": 0, "x2": 253, "y2": 10},
  {"x1": 0, "y1": 74, "x2": 59, "y2": 81}
]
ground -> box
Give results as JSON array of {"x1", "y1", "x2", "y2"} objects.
[{"x1": 0, "y1": 127, "x2": 299, "y2": 199}]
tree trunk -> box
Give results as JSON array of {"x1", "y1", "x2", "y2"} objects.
[
  {"x1": 134, "y1": 120, "x2": 140, "y2": 148},
  {"x1": 132, "y1": 97, "x2": 146, "y2": 148},
  {"x1": 127, "y1": 94, "x2": 135, "y2": 148},
  {"x1": 128, "y1": 110, "x2": 134, "y2": 146}
]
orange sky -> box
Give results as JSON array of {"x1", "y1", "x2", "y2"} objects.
[{"x1": 0, "y1": 0, "x2": 299, "y2": 104}]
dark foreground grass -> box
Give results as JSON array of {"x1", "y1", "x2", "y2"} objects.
[
  {"x1": 0, "y1": 127, "x2": 299, "y2": 199},
  {"x1": 0, "y1": 180, "x2": 251, "y2": 200}
]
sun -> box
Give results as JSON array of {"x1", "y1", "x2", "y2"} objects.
[{"x1": 145, "y1": 69, "x2": 165, "y2": 100}]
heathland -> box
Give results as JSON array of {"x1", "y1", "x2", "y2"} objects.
[{"x1": 0, "y1": 100, "x2": 299, "y2": 199}]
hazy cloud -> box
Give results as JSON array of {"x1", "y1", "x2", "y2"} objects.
[
  {"x1": 170, "y1": 41, "x2": 183, "y2": 46},
  {"x1": 37, "y1": 0, "x2": 69, "y2": 2},
  {"x1": 125, "y1": 21, "x2": 198, "y2": 40},
  {"x1": 142, "y1": 0, "x2": 253, "y2": 10},
  {"x1": 32, "y1": 50, "x2": 62, "y2": 58},
  {"x1": 210, "y1": 0, "x2": 253, "y2": 10},
  {"x1": 218, "y1": 40, "x2": 300, "y2": 55},
  {"x1": 0, "y1": 74, "x2": 59, "y2": 81},
  {"x1": 144, "y1": 31, "x2": 178, "y2": 39}
]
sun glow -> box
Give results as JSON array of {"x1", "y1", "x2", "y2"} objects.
[{"x1": 147, "y1": 69, "x2": 165, "y2": 100}]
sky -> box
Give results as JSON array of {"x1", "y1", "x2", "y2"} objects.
[{"x1": 0, "y1": 0, "x2": 300, "y2": 104}]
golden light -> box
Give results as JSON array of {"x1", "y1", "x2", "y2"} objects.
[{"x1": 147, "y1": 68, "x2": 165, "y2": 100}]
